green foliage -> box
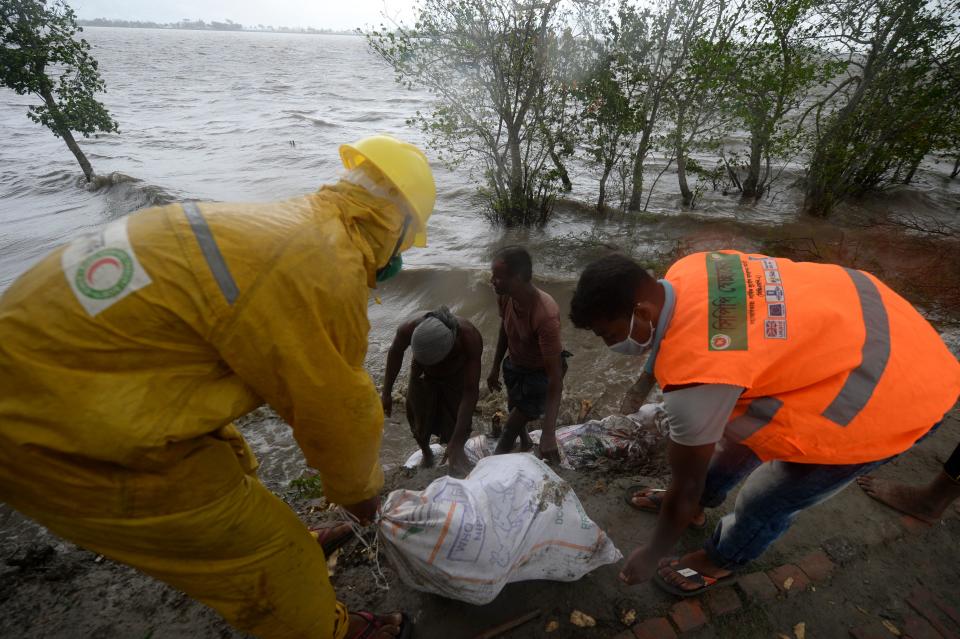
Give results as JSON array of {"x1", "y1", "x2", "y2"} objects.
[
  {"x1": 664, "y1": 23, "x2": 746, "y2": 206},
  {"x1": 576, "y1": 2, "x2": 649, "y2": 211},
  {"x1": 804, "y1": 0, "x2": 960, "y2": 216},
  {"x1": 1, "y1": 0, "x2": 118, "y2": 180},
  {"x1": 684, "y1": 156, "x2": 731, "y2": 196},
  {"x1": 720, "y1": 0, "x2": 840, "y2": 198},
  {"x1": 368, "y1": 0, "x2": 579, "y2": 227},
  {"x1": 371, "y1": 0, "x2": 958, "y2": 222},
  {"x1": 289, "y1": 473, "x2": 324, "y2": 499}
]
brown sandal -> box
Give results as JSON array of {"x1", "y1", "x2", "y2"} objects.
[
  {"x1": 348, "y1": 611, "x2": 413, "y2": 639},
  {"x1": 653, "y1": 557, "x2": 736, "y2": 598},
  {"x1": 623, "y1": 485, "x2": 707, "y2": 530},
  {"x1": 309, "y1": 522, "x2": 354, "y2": 556}
]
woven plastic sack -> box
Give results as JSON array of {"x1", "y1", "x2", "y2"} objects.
[
  {"x1": 379, "y1": 454, "x2": 621, "y2": 604},
  {"x1": 401, "y1": 404, "x2": 667, "y2": 470}
]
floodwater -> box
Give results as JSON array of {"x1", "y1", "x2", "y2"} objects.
[{"x1": 2, "y1": 28, "x2": 958, "y2": 475}]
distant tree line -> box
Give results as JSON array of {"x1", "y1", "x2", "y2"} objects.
[
  {"x1": 369, "y1": 0, "x2": 960, "y2": 225},
  {"x1": 76, "y1": 17, "x2": 356, "y2": 35}
]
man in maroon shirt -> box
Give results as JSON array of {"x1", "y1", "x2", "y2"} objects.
[{"x1": 487, "y1": 246, "x2": 567, "y2": 463}]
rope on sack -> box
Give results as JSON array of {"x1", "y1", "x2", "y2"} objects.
[{"x1": 336, "y1": 507, "x2": 390, "y2": 592}]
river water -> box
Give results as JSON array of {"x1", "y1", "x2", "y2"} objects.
[{"x1": 2, "y1": 28, "x2": 958, "y2": 476}]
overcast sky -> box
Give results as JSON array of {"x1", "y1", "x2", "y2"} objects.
[{"x1": 70, "y1": 0, "x2": 417, "y2": 30}]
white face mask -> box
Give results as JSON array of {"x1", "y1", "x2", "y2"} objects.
[{"x1": 609, "y1": 309, "x2": 654, "y2": 356}]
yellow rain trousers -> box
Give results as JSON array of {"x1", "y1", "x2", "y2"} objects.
[{"x1": 0, "y1": 182, "x2": 406, "y2": 639}]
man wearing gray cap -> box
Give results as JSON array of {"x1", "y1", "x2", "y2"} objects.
[{"x1": 381, "y1": 307, "x2": 483, "y2": 476}]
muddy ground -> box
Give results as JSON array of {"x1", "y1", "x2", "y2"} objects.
[{"x1": 1, "y1": 407, "x2": 958, "y2": 639}]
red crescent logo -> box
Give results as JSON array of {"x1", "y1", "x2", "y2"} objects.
[{"x1": 85, "y1": 256, "x2": 123, "y2": 285}]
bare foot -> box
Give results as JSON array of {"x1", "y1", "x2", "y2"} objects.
[
  {"x1": 419, "y1": 451, "x2": 434, "y2": 468},
  {"x1": 494, "y1": 433, "x2": 515, "y2": 455},
  {"x1": 346, "y1": 611, "x2": 403, "y2": 638},
  {"x1": 518, "y1": 429, "x2": 533, "y2": 452},
  {"x1": 656, "y1": 549, "x2": 731, "y2": 594},
  {"x1": 857, "y1": 475, "x2": 943, "y2": 522}
]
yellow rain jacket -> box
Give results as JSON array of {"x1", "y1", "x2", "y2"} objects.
[{"x1": 0, "y1": 182, "x2": 404, "y2": 638}]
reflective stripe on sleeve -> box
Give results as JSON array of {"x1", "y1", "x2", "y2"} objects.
[{"x1": 182, "y1": 201, "x2": 239, "y2": 305}]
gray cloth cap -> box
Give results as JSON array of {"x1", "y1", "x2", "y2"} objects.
[{"x1": 411, "y1": 315, "x2": 457, "y2": 365}]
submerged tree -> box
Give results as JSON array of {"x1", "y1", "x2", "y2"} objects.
[
  {"x1": 368, "y1": 0, "x2": 579, "y2": 227},
  {"x1": 623, "y1": 0, "x2": 682, "y2": 211},
  {"x1": 663, "y1": 0, "x2": 748, "y2": 207},
  {"x1": 618, "y1": 0, "x2": 739, "y2": 210},
  {"x1": 577, "y1": 2, "x2": 649, "y2": 211},
  {"x1": 1, "y1": 0, "x2": 118, "y2": 182},
  {"x1": 803, "y1": 0, "x2": 960, "y2": 217},
  {"x1": 724, "y1": 0, "x2": 834, "y2": 199}
]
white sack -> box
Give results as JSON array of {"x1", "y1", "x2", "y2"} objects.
[
  {"x1": 379, "y1": 454, "x2": 622, "y2": 604},
  {"x1": 401, "y1": 403, "x2": 667, "y2": 470}
]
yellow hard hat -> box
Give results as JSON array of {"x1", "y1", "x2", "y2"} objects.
[{"x1": 339, "y1": 134, "x2": 436, "y2": 248}]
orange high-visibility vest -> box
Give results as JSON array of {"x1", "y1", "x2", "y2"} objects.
[{"x1": 656, "y1": 251, "x2": 960, "y2": 464}]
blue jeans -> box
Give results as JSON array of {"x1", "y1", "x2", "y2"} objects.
[{"x1": 699, "y1": 422, "x2": 941, "y2": 569}]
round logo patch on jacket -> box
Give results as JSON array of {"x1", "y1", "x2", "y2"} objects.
[
  {"x1": 62, "y1": 217, "x2": 152, "y2": 316},
  {"x1": 74, "y1": 248, "x2": 135, "y2": 299}
]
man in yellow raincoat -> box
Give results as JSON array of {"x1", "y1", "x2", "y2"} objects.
[{"x1": 0, "y1": 135, "x2": 434, "y2": 639}]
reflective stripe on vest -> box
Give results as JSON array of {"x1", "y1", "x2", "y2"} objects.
[
  {"x1": 727, "y1": 396, "x2": 783, "y2": 442},
  {"x1": 182, "y1": 202, "x2": 239, "y2": 305},
  {"x1": 657, "y1": 251, "x2": 959, "y2": 464},
  {"x1": 821, "y1": 268, "x2": 890, "y2": 426}
]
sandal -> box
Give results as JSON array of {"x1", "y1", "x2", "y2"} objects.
[
  {"x1": 309, "y1": 522, "x2": 354, "y2": 556},
  {"x1": 653, "y1": 557, "x2": 736, "y2": 598},
  {"x1": 348, "y1": 611, "x2": 413, "y2": 639},
  {"x1": 623, "y1": 485, "x2": 707, "y2": 530}
]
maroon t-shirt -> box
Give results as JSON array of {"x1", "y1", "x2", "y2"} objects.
[{"x1": 498, "y1": 287, "x2": 563, "y2": 370}]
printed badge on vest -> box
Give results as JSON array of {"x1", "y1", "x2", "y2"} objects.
[
  {"x1": 706, "y1": 252, "x2": 748, "y2": 351},
  {"x1": 61, "y1": 217, "x2": 152, "y2": 316}
]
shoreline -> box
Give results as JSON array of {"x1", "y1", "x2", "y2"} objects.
[{"x1": 2, "y1": 406, "x2": 957, "y2": 638}]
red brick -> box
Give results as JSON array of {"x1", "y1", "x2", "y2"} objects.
[
  {"x1": 737, "y1": 571, "x2": 779, "y2": 602},
  {"x1": 849, "y1": 621, "x2": 901, "y2": 639},
  {"x1": 669, "y1": 599, "x2": 707, "y2": 633},
  {"x1": 767, "y1": 564, "x2": 811, "y2": 595},
  {"x1": 903, "y1": 615, "x2": 944, "y2": 639},
  {"x1": 907, "y1": 587, "x2": 959, "y2": 639},
  {"x1": 900, "y1": 514, "x2": 934, "y2": 534},
  {"x1": 705, "y1": 587, "x2": 742, "y2": 616},
  {"x1": 797, "y1": 550, "x2": 835, "y2": 582},
  {"x1": 632, "y1": 617, "x2": 678, "y2": 639}
]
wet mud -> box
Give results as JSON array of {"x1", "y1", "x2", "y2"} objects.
[{"x1": 2, "y1": 410, "x2": 956, "y2": 639}]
